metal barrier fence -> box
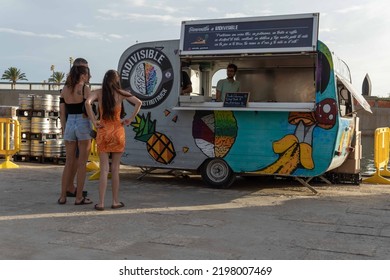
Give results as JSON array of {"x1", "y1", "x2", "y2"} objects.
[
  {"x1": 0, "y1": 82, "x2": 102, "y2": 91},
  {"x1": 0, "y1": 118, "x2": 20, "y2": 168},
  {"x1": 363, "y1": 127, "x2": 390, "y2": 184},
  {"x1": 87, "y1": 137, "x2": 101, "y2": 180}
]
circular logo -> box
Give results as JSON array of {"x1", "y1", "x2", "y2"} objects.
[{"x1": 119, "y1": 47, "x2": 174, "y2": 109}]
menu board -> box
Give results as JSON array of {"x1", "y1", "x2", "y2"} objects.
[
  {"x1": 180, "y1": 13, "x2": 319, "y2": 55},
  {"x1": 223, "y1": 92, "x2": 250, "y2": 107}
]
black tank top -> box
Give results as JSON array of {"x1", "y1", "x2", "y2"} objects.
[
  {"x1": 61, "y1": 84, "x2": 86, "y2": 114},
  {"x1": 65, "y1": 100, "x2": 85, "y2": 114}
]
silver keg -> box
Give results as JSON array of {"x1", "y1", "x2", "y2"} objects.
[
  {"x1": 18, "y1": 94, "x2": 34, "y2": 110},
  {"x1": 52, "y1": 95, "x2": 60, "y2": 112},
  {"x1": 49, "y1": 117, "x2": 61, "y2": 134},
  {"x1": 19, "y1": 139, "x2": 30, "y2": 155},
  {"x1": 34, "y1": 94, "x2": 53, "y2": 111},
  {"x1": 44, "y1": 139, "x2": 64, "y2": 157},
  {"x1": 19, "y1": 117, "x2": 31, "y2": 132},
  {"x1": 30, "y1": 139, "x2": 44, "y2": 156},
  {"x1": 31, "y1": 117, "x2": 51, "y2": 134}
]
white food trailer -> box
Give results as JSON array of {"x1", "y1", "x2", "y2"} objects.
[{"x1": 118, "y1": 13, "x2": 371, "y2": 188}]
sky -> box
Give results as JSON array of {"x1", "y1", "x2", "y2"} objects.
[{"x1": 1, "y1": 0, "x2": 389, "y2": 96}]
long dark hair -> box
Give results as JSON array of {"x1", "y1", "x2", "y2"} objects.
[
  {"x1": 65, "y1": 66, "x2": 90, "y2": 92},
  {"x1": 101, "y1": 70, "x2": 126, "y2": 121}
]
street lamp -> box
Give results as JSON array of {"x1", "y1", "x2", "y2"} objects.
[
  {"x1": 50, "y1": 65, "x2": 55, "y2": 90},
  {"x1": 69, "y1": 57, "x2": 73, "y2": 70},
  {"x1": 50, "y1": 65, "x2": 55, "y2": 78}
]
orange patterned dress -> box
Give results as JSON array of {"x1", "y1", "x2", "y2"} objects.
[{"x1": 96, "y1": 105, "x2": 125, "y2": 152}]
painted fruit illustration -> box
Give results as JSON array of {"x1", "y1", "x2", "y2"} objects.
[
  {"x1": 192, "y1": 111, "x2": 237, "y2": 158},
  {"x1": 131, "y1": 112, "x2": 176, "y2": 164},
  {"x1": 259, "y1": 99, "x2": 337, "y2": 175}
]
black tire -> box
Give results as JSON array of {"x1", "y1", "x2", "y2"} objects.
[{"x1": 200, "y1": 158, "x2": 235, "y2": 188}]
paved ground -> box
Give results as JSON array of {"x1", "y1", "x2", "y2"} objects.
[{"x1": 1, "y1": 162, "x2": 390, "y2": 260}]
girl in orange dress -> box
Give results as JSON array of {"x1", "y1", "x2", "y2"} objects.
[
  {"x1": 85, "y1": 70, "x2": 142, "y2": 211},
  {"x1": 96, "y1": 104, "x2": 125, "y2": 153}
]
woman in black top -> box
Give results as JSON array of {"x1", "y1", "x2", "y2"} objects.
[{"x1": 58, "y1": 65, "x2": 93, "y2": 205}]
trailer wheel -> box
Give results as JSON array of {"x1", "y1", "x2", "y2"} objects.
[{"x1": 200, "y1": 158, "x2": 235, "y2": 188}]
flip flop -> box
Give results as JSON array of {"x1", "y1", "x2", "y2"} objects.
[
  {"x1": 94, "y1": 204, "x2": 104, "y2": 211},
  {"x1": 75, "y1": 197, "x2": 93, "y2": 205},
  {"x1": 57, "y1": 198, "x2": 66, "y2": 205},
  {"x1": 111, "y1": 202, "x2": 124, "y2": 209}
]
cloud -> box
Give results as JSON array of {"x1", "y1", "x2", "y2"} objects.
[
  {"x1": 96, "y1": 9, "x2": 182, "y2": 24},
  {"x1": 74, "y1": 23, "x2": 92, "y2": 29},
  {"x1": 125, "y1": 0, "x2": 146, "y2": 7},
  {"x1": 319, "y1": 27, "x2": 337, "y2": 33},
  {"x1": 66, "y1": 29, "x2": 124, "y2": 41},
  {"x1": 336, "y1": 5, "x2": 363, "y2": 14},
  {"x1": 225, "y1": 13, "x2": 251, "y2": 18},
  {"x1": 122, "y1": 0, "x2": 179, "y2": 13},
  {"x1": 108, "y1": 34, "x2": 124, "y2": 39},
  {"x1": 207, "y1": 7, "x2": 218, "y2": 13},
  {"x1": 0, "y1": 27, "x2": 64, "y2": 39}
]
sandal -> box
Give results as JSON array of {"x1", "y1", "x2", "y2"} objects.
[
  {"x1": 57, "y1": 198, "x2": 66, "y2": 205},
  {"x1": 75, "y1": 197, "x2": 93, "y2": 205},
  {"x1": 111, "y1": 202, "x2": 124, "y2": 209},
  {"x1": 94, "y1": 204, "x2": 104, "y2": 211}
]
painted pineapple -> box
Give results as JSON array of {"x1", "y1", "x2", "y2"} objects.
[{"x1": 131, "y1": 112, "x2": 176, "y2": 164}]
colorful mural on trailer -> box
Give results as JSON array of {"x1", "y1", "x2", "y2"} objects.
[
  {"x1": 192, "y1": 111, "x2": 237, "y2": 158},
  {"x1": 127, "y1": 41, "x2": 355, "y2": 179},
  {"x1": 258, "y1": 98, "x2": 337, "y2": 175}
]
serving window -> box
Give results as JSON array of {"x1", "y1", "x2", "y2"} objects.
[
  {"x1": 177, "y1": 53, "x2": 317, "y2": 111},
  {"x1": 236, "y1": 67, "x2": 315, "y2": 103}
]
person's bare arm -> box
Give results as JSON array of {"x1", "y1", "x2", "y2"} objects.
[
  {"x1": 85, "y1": 90, "x2": 100, "y2": 128},
  {"x1": 59, "y1": 91, "x2": 66, "y2": 134},
  {"x1": 181, "y1": 84, "x2": 193, "y2": 95},
  {"x1": 121, "y1": 91, "x2": 142, "y2": 126},
  {"x1": 216, "y1": 89, "x2": 222, "y2": 102}
]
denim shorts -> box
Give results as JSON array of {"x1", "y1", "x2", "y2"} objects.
[{"x1": 63, "y1": 114, "x2": 92, "y2": 141}]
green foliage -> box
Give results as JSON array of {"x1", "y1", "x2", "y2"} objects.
[
  {"x1": 48, "y1": 71, "x2": 65, "y2": 84},
  {"x1": 1, "y1": 67, "x2": 28, "y2": 89}
]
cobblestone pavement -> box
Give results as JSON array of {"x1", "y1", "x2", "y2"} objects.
[{"x1": 1, "y1": 162, "x2": 390, "y2": 260}]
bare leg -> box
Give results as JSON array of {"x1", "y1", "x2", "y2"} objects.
[
  {"x1": 110, "y1": 152, "x2": 123, "y2": 206},
  {"x1": 97, "y1": 152, "x2": 110, "y2": 208},
  {"x1": 66, "y1": 157, "x2": 78, "y2": 193},
  {"x1": 60, "y1": 141, "x2": 77, "y2": 203},
  {"x1": 75, "y1": 139, "x2": 91, "y2": 204},
  {"x1": 66, "y1": 140, "x2": 78, "y2": 193}
]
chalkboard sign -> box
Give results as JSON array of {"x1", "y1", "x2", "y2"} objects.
[
  {"x1": 180, "y1": 13, "x2": 319, "y2": 55},
  {"x1": 223, "y1": 92, "x2": 250, "y2": 107}
]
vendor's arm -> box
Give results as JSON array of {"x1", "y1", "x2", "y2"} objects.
[
  {"x1": 216, "y1": 80, "x2": 223, "y2": 101},
  {"x1": 181, "y1": 71, "x2": 192, "y2": 95}
]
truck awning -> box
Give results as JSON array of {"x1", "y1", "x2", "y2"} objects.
[{"x1": 337, "y1": 74, "x2": 372, "y2": 113}]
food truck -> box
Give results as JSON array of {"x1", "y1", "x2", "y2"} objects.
[{"x1": 118, "y1": 13, "x2": 372, "y2": 188}]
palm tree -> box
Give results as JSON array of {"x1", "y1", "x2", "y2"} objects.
[
  {"x1": 48, "y1": 71, "x2": 65, "y2": 84},
  {"x1": 48, "y1": 71, "x2": 65, "y2": 90},
  {"x1": 1, "y1": 67, "x2": 28, "y2": 89}
]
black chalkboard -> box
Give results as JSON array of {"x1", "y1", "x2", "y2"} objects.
[
  {"x1": 223, "y1": 92, "x2": 250, "y2": 107},
  {"x1": 180, "y1": 13, "x2": 319, "y2": 55}
]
